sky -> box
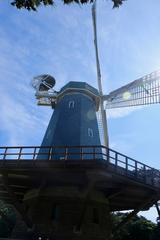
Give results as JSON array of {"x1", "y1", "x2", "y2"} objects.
[{"x1": 0, "y1": 0, "x2": 160, "y2": 222}]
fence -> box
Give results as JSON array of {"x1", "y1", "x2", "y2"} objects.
[{"x1": 0, "y1": 145, "x2": 159, "y2": 188}]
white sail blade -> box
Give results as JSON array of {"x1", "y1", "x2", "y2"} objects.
[
  {"x1": 97, "y1": 109, "x2": 105, "y2": 146},
  {"x1": 104, "y1": 70, "x2": 160, "y2": 109},
  {"x1": 92, "y1": 1, "x2": 109, "y2": 147}
]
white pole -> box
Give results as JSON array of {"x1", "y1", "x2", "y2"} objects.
[{"x1": 92, "y1": 1, "x2": 109, "y2": 147}]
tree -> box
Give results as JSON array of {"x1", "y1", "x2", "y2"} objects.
[
  {"x1": 0, "y1": 200, "x2": 16, "y2": 237},
  {"x1": 112, "y1": 212, "x2": 156, "y2": 240},
  {"x1": 11, "y1": 0, "x2": 125, "y2": 11}
]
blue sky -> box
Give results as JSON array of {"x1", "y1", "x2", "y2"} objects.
[{"x1": 0, "y1": 0, "x2": 160, "y2": 222}]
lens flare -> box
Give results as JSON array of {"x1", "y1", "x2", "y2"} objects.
[
  {"x1": 87, "y1": 110, "x2": 95, "y2": 120},
  {"x1": 123, "y1": 91, "x2": 131, "y2": 100}
]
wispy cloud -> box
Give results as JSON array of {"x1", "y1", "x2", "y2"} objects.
[
  {"x1": 106, "y1": 106, "x2": 143, "y2": 119},
  {"x1": 0, "y1": 85, "x2": 51, "y2": 146},
  {"x1": 0, "y1": 26, "x2": 52, "y2": 146}
]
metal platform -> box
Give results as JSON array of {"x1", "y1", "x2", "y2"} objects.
[{"x1": 0, "y1": 145, "x2": 160, "y2": 211}]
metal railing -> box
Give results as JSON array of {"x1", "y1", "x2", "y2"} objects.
[{"x1": 0, "y1": 145, "x2": 160, "y2": 188}]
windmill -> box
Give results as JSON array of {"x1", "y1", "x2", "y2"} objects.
[
  {"x1": 32, "y1": 2, "x2": 160, "y2": 150},
  {"x1": 29, "y1": 1, "x2": 160, "y2": 235},
  {"x1": 0, "y1": 2, "x2": 160, "y2": 240}
]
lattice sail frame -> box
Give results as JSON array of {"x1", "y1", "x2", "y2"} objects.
[
  {"x1": 104, "y1": 70, "x2": 160, "y2": 109},
  {"x1": 96, "y1": 109, "x2": 105, "y2": 145}
]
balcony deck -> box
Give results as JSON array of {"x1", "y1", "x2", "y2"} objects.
[{"x1": 0, "y1": 145, "x2": 159, "y2": 211}]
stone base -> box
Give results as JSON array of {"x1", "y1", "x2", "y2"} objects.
[{"x1": 22, "y1": 186, "x2": 112, "y2": 240}]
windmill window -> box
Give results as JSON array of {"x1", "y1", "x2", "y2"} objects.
[
  {"x1": 69, "y1": 101, "x2": 75, "y2": 108},
  {"x1": 88, "y1": 128, "x2": 93, "y2": 137}
]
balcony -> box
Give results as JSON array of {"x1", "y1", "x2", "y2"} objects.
[{"x1": 0, "y1": 145, "x2": 159, "y2": 189}]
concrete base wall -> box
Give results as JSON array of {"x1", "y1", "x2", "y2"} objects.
[{"x1": 22, "y1": 186, "x2": 112, "y2": 240}]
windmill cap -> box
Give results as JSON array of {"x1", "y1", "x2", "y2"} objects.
[
  {"x1": 60, "y1": 81, "x2": 99, "y2": 96},
  {"x1": 58, "y1": 81, "x2": 100, "y2": 111}
]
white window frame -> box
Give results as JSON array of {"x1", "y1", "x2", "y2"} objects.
[
  {"x1": 68, "y1": 100, "x2": 75, "y2": 108},
  {"x1": 88, "y1": 128, "x2": 93, "y2": 137}
]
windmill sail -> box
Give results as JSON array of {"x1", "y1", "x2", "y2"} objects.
[
  {"x1": 92, "y1": 1, "x2": 109, "y2": 147},
  {"x1": 96, "y1": 110, "x2": 105, "y2": 145},
  {"x1": 104, "y1": 70, "x2": 160, "y2": 109}
]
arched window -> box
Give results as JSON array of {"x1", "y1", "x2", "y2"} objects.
[
  {"x1": 69, "y1": 100, "x2": 75, "y2": 108},
  {"x1": 88, "y1": 128, "x2": 93, "y2": 137}
]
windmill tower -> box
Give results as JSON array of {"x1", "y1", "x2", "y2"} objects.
[
  {"x1": 36, "y1": 80, "x2": 102, "y2": 157},
  {"x1": 0, "y1": 2, "x2": 160, "y2": 240}
]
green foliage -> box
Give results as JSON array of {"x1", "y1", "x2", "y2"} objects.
[
  {"x1": 11, "y1": 0, "x2": 54, "y2": 11},
  {"x1": 10, "y1": 0, "x2": 125, "y2": 11},
  {"x1": 112, "y1": 212, "x2": 156, "y2": 240},
  {"x1": 152, "y1": 224, "x2": 160, "y2": 240},
  {"x1": 0, "y1": 200, "x2": 16, "y2": 237}
]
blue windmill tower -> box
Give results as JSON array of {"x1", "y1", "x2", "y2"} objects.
[
  {"x1": 32, "y1": 77, "x2": 104, "y2": 160},
  {"x1": 42, "y1": 81, "x2": 101, "y2": 148}
]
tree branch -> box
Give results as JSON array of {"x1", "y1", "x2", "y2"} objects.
[{"x1": 10, "y1": 0, "x2": 125, "y2": 11}]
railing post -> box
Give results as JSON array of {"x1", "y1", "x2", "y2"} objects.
[
  {"x1": 106, "y1": 147, "x2": 109, "y2": 162},
  {"x1": 49, "y1": 146, "x2": 53, "y2": 161},
  {"x1": 143, "y1": 165, "x2": 146, "y2": 183},
  {"x1": 65, "y1": 147, "x2": 68, "y2": 161},
  {"x1": 80, "y1": 147, "x2": 83, "y2": 161},
  {"x1": 125, "y1": 157, "x2": 128, "y2": 176},
  {"x1": 17, "y1": 147, "x2": 22, "y2": 166},
  {"x1": 3, "y1": 147, "x2": 8, "y2": 166},
  {"x1": 33, "y1": 147, "x2": 37, "y2": 161},
  {"x1": 93, "y1": 147, "x2": 96, "y2": 160},
  {"x1": 151, "y1": 168, "x2": 154, "y2": 186},
  {"x1": 135, "y1": 161, "x2": 138, "y2": 178},
  {"x1": 115, "y1": 152, "x2": 118, "y2": 170}
]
